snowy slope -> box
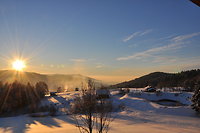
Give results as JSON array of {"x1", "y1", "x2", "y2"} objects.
[
  {"x1": 0, "y1": 90, "x2": 200, "y2": 133},
  {"x1": 129, "y1": 91, "x2": 193, "y2": 105}
]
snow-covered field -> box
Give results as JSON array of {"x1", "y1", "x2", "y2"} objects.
[{"x1": 0, "y1": 89, "x2": 200, "y2": 133}]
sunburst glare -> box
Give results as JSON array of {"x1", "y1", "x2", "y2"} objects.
[{"x1": 12, "y1": 60, "x2": 26, "y2": 71}]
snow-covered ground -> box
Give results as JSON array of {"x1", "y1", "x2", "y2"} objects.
[{"x1": 0, "y1": 89, "x2": 200, "y2": 133}]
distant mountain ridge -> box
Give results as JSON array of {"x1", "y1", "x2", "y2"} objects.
[
  {"x1": 111, "y1": 69, "x2": 200, "y2": 91},
  {"x1": 0, "y1": 70, "x2": 101, "y2": 91}
]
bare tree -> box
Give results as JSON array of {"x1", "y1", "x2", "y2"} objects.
[
  {"x1": 95, "y1": 98, "x2": 113, "y2": 133},
  {"x1": 71, "y1": 80, "x2": 97, "y2": 133},
  {"x1": 71, "y1": 80, "x2": 113, "y2": 133}
]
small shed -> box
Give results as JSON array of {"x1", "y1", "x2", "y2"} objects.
[{"x1": 145, "y1": 87, "x2": 156, "y2": 92}]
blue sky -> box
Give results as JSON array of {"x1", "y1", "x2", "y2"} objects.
[{"x1": 0, "y1": 0, "x2": 200, "y2": 83}]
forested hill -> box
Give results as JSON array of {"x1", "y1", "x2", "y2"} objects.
[{"x1": 111, "y1": 69, "x2": 200, "y2": 91}]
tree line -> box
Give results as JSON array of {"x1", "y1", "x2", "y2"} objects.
[{"x1": 0, "y1": 81, "x2": 49, "y2": 116}]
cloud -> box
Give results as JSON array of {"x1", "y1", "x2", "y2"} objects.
[
  {"x1": 117, "y1": 42, "x2": 183, "y2": 61},
  {"x1": 123, "y1": 29, "x2": 152, "y2": 42},
  {"x1": 70, "y1": 58, "x2": 87, "y2": 63},
  {"x1": 123, "y1": 31, "x2": 141, "y2": 42},
  {"x1": 157, "y1": 34, "x2": 177, "y2": 41},
  {"x1": 118, "y1": 32, "x2": 200, "y2": 61},
  {"x1": 139, "y1": 29, "x2": 153, "y2": 36},
  {"x1": 96, "y1": 65, "x2": 104, "y2": 68},
  {"x1": 171, "y1": 32, "x2": 200, "y2": 42},
  {"x1": 152, "y1": 56, "x2": 177, "y2": 64},
  {"x1": 96, "y1": 64, "x2": 105, "y2": 69}
]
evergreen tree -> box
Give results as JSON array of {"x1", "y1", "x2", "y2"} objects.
[{"x1": 191, "y1": 84, "x2": 200, "y2": 112}]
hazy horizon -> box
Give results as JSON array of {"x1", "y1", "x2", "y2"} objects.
[{"x1": 0, "y1": 0, "x2": 200, "y2": 83}]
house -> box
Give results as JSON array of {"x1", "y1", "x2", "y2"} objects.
[
  {"x1": 75, "y1": 88, "x2": 79, "y2": 91},
  {"x1": 119, "y1": 88, "x2": 130, "y2": 94},
  {"x1": 50, "y1": 92, "x2": 57, "y2": 96},
  {"x1": 96, "y1": 89, "x2": 110, "y2": 99}
]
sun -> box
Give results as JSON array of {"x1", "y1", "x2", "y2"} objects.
[{"x1": 12, "y1": 60, "x2": 26, "y2": 71}]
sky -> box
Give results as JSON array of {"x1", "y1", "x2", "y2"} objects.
[{"x1": 0, "y1": 0, "x2": 200, "y2": 84}]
